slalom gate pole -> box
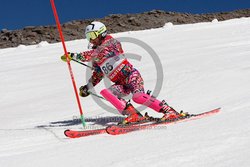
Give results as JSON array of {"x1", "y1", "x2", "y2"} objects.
[{"x1": 50, "y1": 0, "x2": 86, "y2": 127}]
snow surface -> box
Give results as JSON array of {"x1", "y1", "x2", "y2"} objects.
[{"x1": 1, "y1": 18, "x2": 250, "y2": 167}]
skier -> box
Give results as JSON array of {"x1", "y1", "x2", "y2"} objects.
[{"x1": 61, "y1": 21, "x2": 185, "y2": 124}]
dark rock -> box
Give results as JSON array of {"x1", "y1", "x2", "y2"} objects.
[
  {"x1": 1, "y1": 29, "x2": 9, "y2": 33},
  {"x1": 25, "y1": 31, "x2": 37, "y2": 38},
  {"x1": 128, "y1": 17, "x2": 141, "y2": 26},
  {"x1": 1, "y1": 36, "x2": 9, "y2": 41},
  {"x1": 24, "y1": 26, "x2": 36, "y2": 30},
  {"x1": 109, "y1": 14, "x2": 122, "y2": 19},
  {"x1": 32, "y1": 29, "x2": 44, "y2": 34}
]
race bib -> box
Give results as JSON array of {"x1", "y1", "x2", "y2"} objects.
[{"x1": 100, "y1": 54, "x2": 126, "y2": 78}]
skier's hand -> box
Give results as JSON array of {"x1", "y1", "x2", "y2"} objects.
[
  {"x1": 79, "y1": 85, "x2": 90, "y2": 97},
  {"x1": 61, "y1": 52, "x2": 75, "y2": 62}
]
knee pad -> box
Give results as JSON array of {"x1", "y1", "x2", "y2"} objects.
[
  {"x1": 100, "y1": 88, "x2": 126, "y2": 113},
  {"x1": 132, "y1": 92, "x2": 162, "y2": 112}
]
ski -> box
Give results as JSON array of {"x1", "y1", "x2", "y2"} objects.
[
  {"x1": 64, "y1": 128, "x2": 106, "y2": 138},
  {"x1": 64, "y1": 108, "x2": 220, "y2": 138},
  {"x1": 106, "y1": 108, "x2": 221, "y2": 135},
  {"x1": 64, "y1": 120, "x2": 152, "y2": 138}
]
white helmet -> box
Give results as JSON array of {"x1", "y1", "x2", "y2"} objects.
[{"x1": 85, "y1": 21, "x2": 107, "y2": 41}]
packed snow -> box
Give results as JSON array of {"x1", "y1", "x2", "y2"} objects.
[{"x1": 0, "y1": 17, "x2": 250, "y2": 167}]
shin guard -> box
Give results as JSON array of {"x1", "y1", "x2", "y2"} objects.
[
  {"x1": 132, "y1": 92, "x2": 163, "y2": 112},
  {"x1": 100, "y1": 89, "x2": 126, "y2": 114}
]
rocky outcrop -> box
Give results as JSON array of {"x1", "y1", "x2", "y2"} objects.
[{"x1": 0, "y1": 9, "x2": 250, "y2": 48}]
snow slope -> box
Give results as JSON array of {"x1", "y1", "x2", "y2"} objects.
[{"x1": 1, "y1": 18, "x2": 250, "y2": 167}]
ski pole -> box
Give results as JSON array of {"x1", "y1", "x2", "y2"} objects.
[
  {"x1": 72, "y1": 60, "x2": 106, "y2": 101},
  {"x1": 88, "y1": 91, "x2": 107, "y2": 101},
  {"x1": 72, "y1": 59, "x2": 93, "y2": 69},
  {"x1": 50, "y1": 0, "x2": 86, "y2": 127}
]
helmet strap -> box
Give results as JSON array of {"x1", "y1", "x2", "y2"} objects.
[{"x1": 101, "y1": 31, "x2": 107, "y2": 37}]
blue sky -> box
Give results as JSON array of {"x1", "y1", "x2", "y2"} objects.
[{"x1": 1, "y1": 0, "x2": 250, "y2": 30}]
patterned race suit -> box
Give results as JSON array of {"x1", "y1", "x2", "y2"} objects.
[{"x1": 74, "y1": 35, "x2": 144, "y2": 97}]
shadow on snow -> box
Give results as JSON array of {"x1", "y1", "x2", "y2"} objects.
[{"x1": 36, "y1": 116, "x2": 125, "y2": 128}]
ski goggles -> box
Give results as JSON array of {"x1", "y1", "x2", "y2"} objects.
[{"x1": 86, "y1": 31, "x2": 99, "y2": 41}]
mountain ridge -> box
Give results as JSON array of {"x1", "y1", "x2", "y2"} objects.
[{"x1": 0, "y1": 9, "x2": 249, "y2": 48}]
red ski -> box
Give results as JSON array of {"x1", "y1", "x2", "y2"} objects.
[
  {"x1": 106, "y1": 108, "x2": 221, "y2": 135},
  {"x1": 64, "y1": 108, "x2": 220, "y2": 138},
  {"x1": 64, "y1": 121, "x2": 150, "y2": 138},
  {"x1": 64, "y1": 128, "x2": 106, "y2": 138}
]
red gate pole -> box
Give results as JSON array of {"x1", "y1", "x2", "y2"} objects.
[{"x1": 50, "y1": 0, "x2": 86, "y2": 127}]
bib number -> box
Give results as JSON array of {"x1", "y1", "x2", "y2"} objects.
[
  {"x1": 101, "y1": 62, "x2": 113, "y2": 74},
  {"x1": 100, "y1": 54, "x2": 125, "y2": 76}
]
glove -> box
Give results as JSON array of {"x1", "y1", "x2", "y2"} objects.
[
  {"x1": 79, "y1": 85, "x2": 90, "y2": 97},
  {"x1": 61, "y1": 52, "x2": 75, "y2": 62}
]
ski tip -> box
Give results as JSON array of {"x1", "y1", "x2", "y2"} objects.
[
  {"x1": 106, "y1": 125, "x2": 119, "y2": 135},
  {"x1": 105, "y1": 126, "x2": 112, "y2": 135},
  {"x1": 213, "y1": 107, "x2": 221, "y2": 112},
  {"x1": 64, "y1": 129, "x2": 70, "y2": 137}
]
